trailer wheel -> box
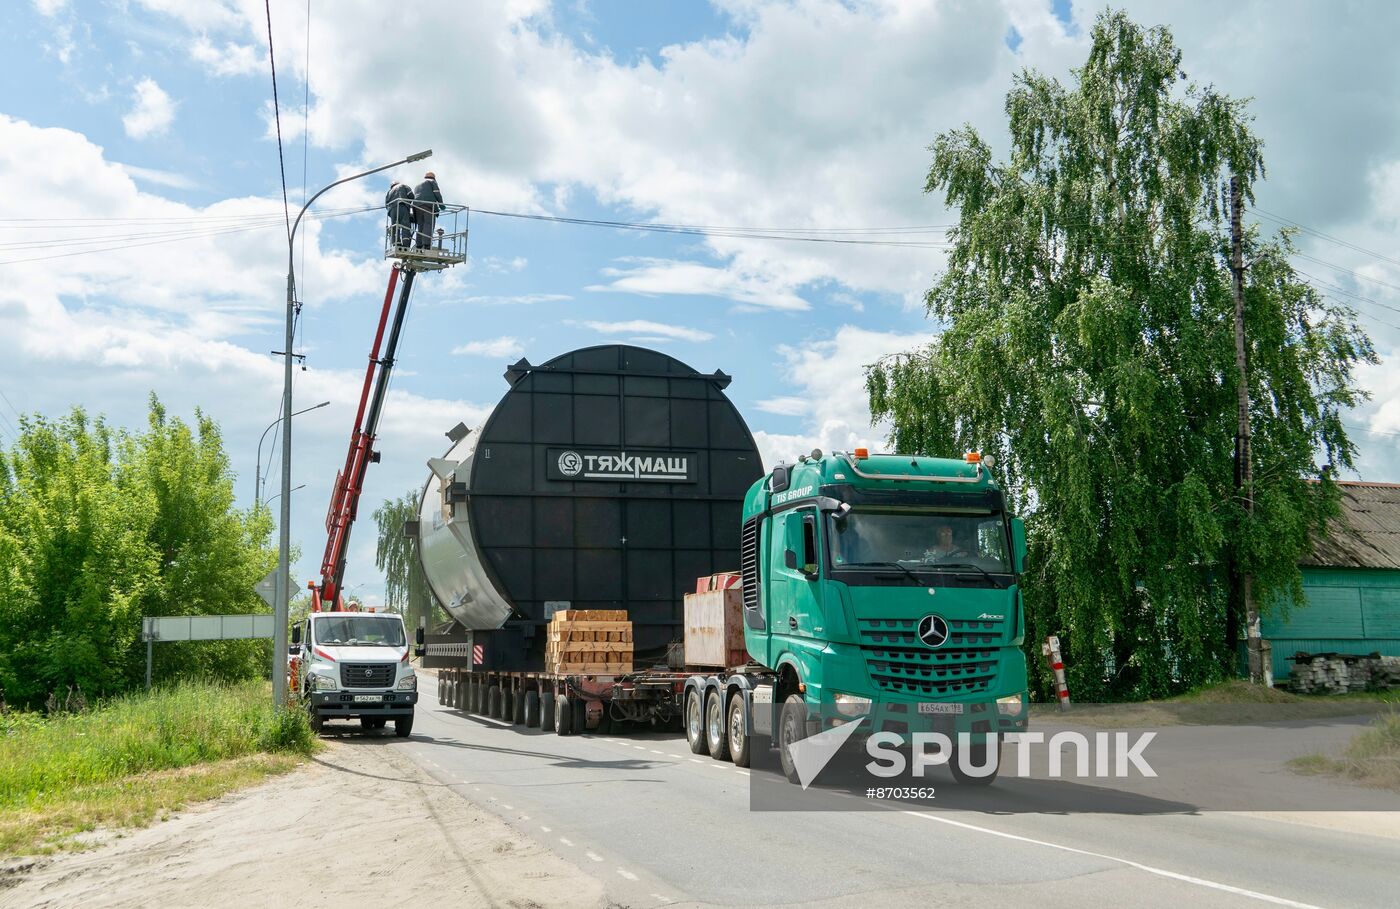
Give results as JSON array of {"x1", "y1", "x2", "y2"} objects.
[
  {"x1": 488, "y1": 685, "x2": 502, "y2": 718},
  {"x1": 595, "y1": 703, "x2": 613, "y2": 734},
  {"x1": 572, "y1": 696, "x2": 588, "y2": 733},
  {"x1": 541, "y1": 691, "x2": 556, "y2": 732},
  {"x1": 513, "y1": 689, "x2": 527, "y2": 725},
  {"x1": 777, "y1": 693, "x2": 808, "y2": 785},
  {"x1": 466, "y1": 679, "x2": 478, "y2": 712},
  {"x1": 705, "y1": 690, "x2": 729, "y2": 761},
  {"x1": 727, "y1": 693, "x2": 750, "y2": 767},
  {"x1": 503, "y1": 688, "x2": 515, "y2": 722},
  {"x1": 555, "y1": 694, "x2": 574, "y2": 735},
  {"x1": 950, "y1": 736, "x2": 1002, "y2": 786},
  {"x1": 685, "y1": 690, "x2": 708, "y2": 755},
  {"x1": 524, "y1": 690, "x2": 541, "y2": 727}
]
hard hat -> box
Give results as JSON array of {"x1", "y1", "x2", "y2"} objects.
[{"x1": 425, "y1": 171, "x2": 436, "y2": 179}]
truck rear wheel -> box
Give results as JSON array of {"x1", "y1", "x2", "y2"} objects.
[
  {"x1": 777, "y1": 693, "x2": 808, "y2": 785},
  {"x1": 555, "y1": 695, "x2": 574, "y2": 735},
  {"x1": 685, "y1": 690, "x2": 708, "y2": 754},
  {"x1": 488, "y1": 685, "x2": 503, "y2": 718},
  {"x1": 502, "y1": 688, "x2": 515, "y2": 721},
  {"x1": 541, "y1": 691, "x2": 556, "y2": 732},
  {"x1": 394, "y1": 713, "x2": 414, "y2": 738},
  {"x1": 705, "y1": 690, "x2": 729, "y2": 761},
  {"x1": 524, "y1": 690, "x2": 541, "y2": 727},
  {"x1": 572, "y1": 696, "x2": 588, "y2": 733},
  {"x1": 727, "y1": 693, "x2": 750, "y2": 767},
  {"x1": 513, "y1": 689, "x2": 527, "y2": 725}
]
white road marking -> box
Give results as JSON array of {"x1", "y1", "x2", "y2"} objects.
[
  {"x1": 633, "y1": 745, "x2": 648, "y2": 751},
  {"x1": 502, "y1": 804, "x2": 515, "y2": 810},
  {"x1": 520, "y1": 815, "x2": 530, "y2": 821},
  {"x1": 895, "y1": 808, "x2": 1325, "y2": 909},
  {"x1": 559, "y1": 837, "x2": 574, "y2": 847},
  {"x1": 617, "y1": 869, "x2": 639, "y2": 881},
  {"x1": 585, "y1": 851, "x2": 604, "y2": 862},
  {"x1": 474, "y1": 715, "x2": 514, "y2": 727},
  {"x1": 649, "y1": 749, "x2": 666, "y2": 755},
  {"x1": 737, "y1": 770, "x2": 750, "y2": 777},
  {"x1": 688, "y1": 758, "x2": 704, "y2": 764},
  {"x1": 541, "y1": 826, "x2": 552, "y2": 833},
  {"x1": 651, "y1": 896, "x2": 674, "y2": 905}
]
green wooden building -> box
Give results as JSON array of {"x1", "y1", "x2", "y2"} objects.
[{"x1": 1262, "y1": 481, "x2": 1400, "y2": 682}]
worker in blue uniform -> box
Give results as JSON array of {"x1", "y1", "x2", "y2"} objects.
[
  {"x1": 385, "y1": 180, "x2": 415, "y2": 248},
  {"x1": 412, "y1": 172, "x2": 444, "y2": 249}
]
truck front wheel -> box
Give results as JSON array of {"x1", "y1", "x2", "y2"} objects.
[
  {"x1": 727, "y1": 693, "x2": 750, "y2": 767},
  {"x1": 686, "y1": 690, "x2": 708, "y2": 755},
  {"x1": 705, "y1": 690, "x2": 729, "y2": 761},
  {"x1": 950, "y1": 736, "x2": 1001, "y2": 786},
  {"x1": 777, "y1": 694, "x2": 808, "y2": 785},
  {"x1": 394, "y1": 712, "x2": 414, "y2": 738},
  {"x1": 308, "y1": 708, "x2": 325, "y2": 735}
]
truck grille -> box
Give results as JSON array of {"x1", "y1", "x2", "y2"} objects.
[
  {"x1": 739, "y1": 517, "x2": 760, "y2": 615},
  {"x1": 340, "y1": 663, "x2": 396, "y2": 688},
  {"x1": 857, "y1": 618, "x2": 1001, "y2": 699}
]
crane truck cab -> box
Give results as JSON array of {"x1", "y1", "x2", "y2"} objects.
[{"x1": 296, "y1": 610, "x2": 424, "y2": 737}]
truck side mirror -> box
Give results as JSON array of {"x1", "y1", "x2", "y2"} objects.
[
  {"x1": 291, "y1": 625, "x2": 302, "y2": 645},
  {"x1": 414, "y1": 626, "x2": 426, "y2": 657},
  {"x1": 1010, "y1": 517, "x2": 1028, "y2": 574}
]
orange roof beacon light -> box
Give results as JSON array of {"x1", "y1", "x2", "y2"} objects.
[
  {"x1": 965, "y1": 451, "x2": 982, "y2": 463},
  {"x1": 854, "y1": 447, "x2": 870, "y2": 460}
]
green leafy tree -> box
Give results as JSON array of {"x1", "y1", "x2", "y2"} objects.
[
  {"x1": 0, "y1": 397, "x2": 277, "y2": 707},
  {"x1": 373, "y1": 490, "x2": 438, "y2": 633},
  {"x1": 867, "y1": 11, "x2": 1374, "y2": 700}
]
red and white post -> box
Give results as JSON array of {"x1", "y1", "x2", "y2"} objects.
[{"x1": 1042, "y1": 635, "x2": 1071, "y2": 710}]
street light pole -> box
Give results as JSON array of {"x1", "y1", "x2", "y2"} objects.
[
  {"x1": 255, "y1": 402, "x2": 329, "y2": 507},
  {"x1": 274, "y1": 148, "x2": 432, "y2": 709}
]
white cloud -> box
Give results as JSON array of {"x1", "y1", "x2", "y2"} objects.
[
  {"x1": 190, "y1": 36, "x2": 261, "y2": 76},
  {"x1": 749, "y1": 325, "x2": 934, "y2": 469},
  {"x1": 117, "y1": 163, "x2": 198, "y2": 190},
  {"x1": 32, "y1": 0, "x2": 67, "y2": 17},
  {"x1": 451, "y1": 336, "x2": 525, "y2": 358},
  {"x1": 588, "y1": 258, "x2": 809, "y2": 311},
  {"x1": 579, "y1": 319, "x2": 713, "y2": 342},
  {"x1": 457, "y1": 293, "x2": 571, "y2": 306},
  {"x1": 122, "y1": 78, "x2": 176, "y2": 139}
]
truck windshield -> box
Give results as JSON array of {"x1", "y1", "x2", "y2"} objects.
[
  {"x1": 314, "y1": 616, "x2": 405, "y2": 647},
  {"x1": 829, "y1": 509, "x2": 1011, "y2": 574}
]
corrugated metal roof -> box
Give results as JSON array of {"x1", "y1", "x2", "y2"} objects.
[{"x1": 1303, "y1": 482, "x2": 1400, "y2": 570}]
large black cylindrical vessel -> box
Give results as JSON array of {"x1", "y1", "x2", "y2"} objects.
[{"x1": 415, "y1": 345, "x2": 763, "y2": 670}]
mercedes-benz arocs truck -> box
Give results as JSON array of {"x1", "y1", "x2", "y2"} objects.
[{"x1": 422, "y1": 345, "x2": 1028, "y2": 783}]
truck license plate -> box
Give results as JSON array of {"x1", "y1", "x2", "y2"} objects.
[
  {"x1": 917, "y1": 703, "x2": 964, "y2": 715},
  {"x1": 353, "y1": 694, "x2": 382, "y2": 703}
]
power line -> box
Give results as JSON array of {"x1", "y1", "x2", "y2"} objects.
[
  {"x1": 1293, "y1": 268, "x2": 1400, "y2": 327},
  {"x1": 264, "y1": 0, "x2": 291, "y2": 241},
  {"x1": 1255, "y1": 208, "x2": 1400, "y2": 270},
  {"x1": 1344, "y1": 422, "x2": 1400, "y2": 439}
]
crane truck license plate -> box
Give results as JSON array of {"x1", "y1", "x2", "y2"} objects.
[
  {"x1": 917, "y1": 703, "x2": 964, "y2": 715},
  {"x1": 353, "y1": 694, "x2": 383, "y2": 703}
]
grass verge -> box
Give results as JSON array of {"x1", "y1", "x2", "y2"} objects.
[
  {"x1": 0, "y1": 681, "x2": 317, "y2": 855},
  {"x1": 1290, "y1": 712, "x2": 1400, "y2": 793},
  {"x1": 1030, "y1": 680, "x2": 1399, "y2": 727}
]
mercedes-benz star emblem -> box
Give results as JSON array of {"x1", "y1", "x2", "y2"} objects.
[{"x1": 917, "y1": 614, "x2": 950, "y2": 648}]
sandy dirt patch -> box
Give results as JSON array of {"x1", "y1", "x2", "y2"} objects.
[{"x1": 1, "y1": 738, "x2": 608, "y2": 909}]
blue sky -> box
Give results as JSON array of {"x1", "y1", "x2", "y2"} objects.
[{"x1": 4, "y1": 0, "x2": 1398, "y2": 607}]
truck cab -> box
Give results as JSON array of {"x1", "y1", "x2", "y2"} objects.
[
  {"x1": 297, "y1": 611, "x2": 422, "y2": 737},
  {"x1": 741, "y1": 449, "x2": 1029, "y2": 780}
]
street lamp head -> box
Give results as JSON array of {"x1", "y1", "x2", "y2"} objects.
[
  {"x1": 313, "y1": 400, "x2": 331, "y2": 410},
  {"x1": 407, "y1": 149, "x2": 433, "y2": 163}
]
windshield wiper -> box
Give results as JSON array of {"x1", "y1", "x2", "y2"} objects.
[
  {"x1": 862, "y1": 561, "x2": 922, "y2": 583},
  {"x1": 930, "y1": 562, "x2": 999, "y2": 583}
]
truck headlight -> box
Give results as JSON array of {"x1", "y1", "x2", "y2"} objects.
[
  {"x1": 996, "y1": 694, "x2": 1024, "y2": 716},
  {"x1": 831, "y1": 692, "x2": 872, "y2": 716},
  {"x1": 313, "y1": 674, "x2": 337, "y2": 691},
  {"x1": 396, "y1": 674, "x2": 417, "y2": 690}
]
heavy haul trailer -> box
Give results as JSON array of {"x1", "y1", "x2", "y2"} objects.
[{"x1": 418, "y1": 344, "x2": 1030, "y2": 782}]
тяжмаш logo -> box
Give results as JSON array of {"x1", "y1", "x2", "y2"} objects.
[{"x1": 557, "y1": 450, "x2": 583, "y2": 477}]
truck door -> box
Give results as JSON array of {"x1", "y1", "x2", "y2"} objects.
[{"x1": 773, "y1": 507, "x2": 824, "y2": 644}]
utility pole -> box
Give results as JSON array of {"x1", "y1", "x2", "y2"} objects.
[{"x1": 1231, "y1": 175, "x2": 1267, "y2": 686}]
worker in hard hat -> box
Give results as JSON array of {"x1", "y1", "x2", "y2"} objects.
[
  {"x1": 385, "y1": 180, "x2": 415, "y2": 248},
  {"x1": 412, "y1": 171, "x2": 443, "y2": 249}
]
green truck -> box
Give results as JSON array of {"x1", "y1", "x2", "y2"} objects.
[{"x1": 439, "y1": 447, "x2": 1030, "y2": 786}]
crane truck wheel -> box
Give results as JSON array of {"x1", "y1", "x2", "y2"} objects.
[
  {"x1": 727, "y1": 693, "x2": 751, "y2": 767},
  {"x1": 685, "y1": 690, "x2": 708, "y2": 755},
  {"x1": 949, "y1": 736, "x2": 1002, "y2": 786},
  {"x1": 555, "y1": 695, "x2": 574, "y2": 735},
  {"x1": 541, "y1": 691, "x2": 556, "y2": 732},
  {"x1": 513, "y1": 690, "x2": 527, "y2": 725},
  {"x1": 361, "y1": 717, "x2": 386, "y2": 731},
  {"x1": 502, "y1": 688, "x2": 515, "y2": 721},
  {"x1": 777, "y1": 693, "x2": 808, "y2": 785},
  {"x1": 705, "y1": 690, "x2": 729, "y2": 761},
  {"x1": 488, "y1": 685, "x2": 503, "y2": 719},
  {"x1": 394, "y1": 713, "x2": 414, "y2": 738},
  {"x1": 524, "y1": 690, "x2": 541, "y2": 727},
  {"x1": 308, "y1": 707, "x2": 325, "y2": 735}
]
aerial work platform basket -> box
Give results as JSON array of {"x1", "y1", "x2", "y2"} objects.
[{"x1": 384, "y1": 203, "x2": 469, "y2": 272}]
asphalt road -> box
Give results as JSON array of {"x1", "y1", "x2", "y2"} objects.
[{"x1": 350, "y1": 674, "x2": 1400, "y2": 908}]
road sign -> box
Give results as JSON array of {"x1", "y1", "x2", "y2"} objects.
[{"x1": 256, "y1": 568, "x2": 284, "y2": 609}]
